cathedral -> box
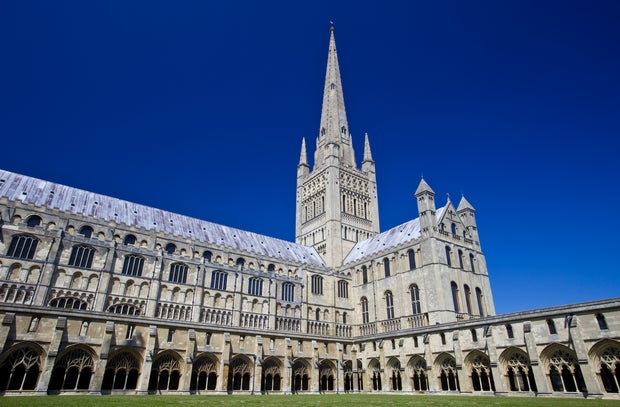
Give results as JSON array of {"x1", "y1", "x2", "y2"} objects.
[{"x1": 0, "y1": 28, "x2": 618, "y2": 398}]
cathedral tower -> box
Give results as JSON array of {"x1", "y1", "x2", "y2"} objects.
[{"x1": 296, "y1": 27, "x2": 380, "y2": 267}]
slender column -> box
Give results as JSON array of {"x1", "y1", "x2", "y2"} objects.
[
  {"x1": 485, "y1": 326, "x2": 507, "y2": 394},
  {"x1": 452, "y1": 332, "x2": 468, "y2": 393},
  {"x1": 35, "y1": 317, "x2": 67, "y2": 394},
  {"x1": 136, "y1": 325, "x2": 158, "y2": 394},
  {"x1": 180, "y1": 330, "x2": 196, "y2": 394},
  {"x1": 523, "y1": 321, "x2": 550, "y2": 395},
  {"x1": 88, "y1": 321, "x2": 114, "y2": 394}
]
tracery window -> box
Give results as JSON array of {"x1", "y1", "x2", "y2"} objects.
[
  {"x1": 311, "y1": 275, "x2": 323, "y2": 295},
  {"x1": 383, "y1": 258, "x2": 391, "y2": 277},
  {"x1": 470, "y1": 354, "x2": 495, "y2": 391},
  {"x1": 168, "y1": 263, "x2": 188, "y2": 284},
  {"x1": 598, "y1": 346, "x2": 620, "y2": 393},
  {"x1": 410, "y1": 358, "x2": 428, "y2": 391},
  {"x1": 410, "y1": 284, "x2": 421, "y2": 315},
  {"x1": 438, "y1": 357, "x2": 459, "y2": 391},
  {"x1": 48, "y1": 349, "x2": 94, "y2": 391},
  {"x1": 148, "y1": 353, "x2": 182, "y2": 391},
  {"x1": 7, "y1": 235, "x2": 38, "y2": 260},
  {"x1": 248, "y1": 277, "x2": 263, "y2": 296},
  {"x1": 385, "y1": 291, "x2": 395, "y2": 320},
  {"x1": 68, "y1": 245, "x2": 95, "y2": 269},
  {"x1": 122, "y1": 255, "x2": 145, "y2": 277},
  {"x1": 506, "y1": 352, "x2": 536, "y2": 392},
  {"x1": 281, "y1": 282, "x2": 294, "y2": 302},
  {"x1": 547, "y1": 349, "x2": 587, "y2": 392},
  {"x1": 190, "y1": 356, "x2": 218, "y2": 392},
  {"x1": 210, "y1": 271, "x2": 228, "y2": 291},
  {"x1": 361, "y1": 297, "x2": 369, "y2": 324},
  {"x1": 0, "y1": 346, "x2": 41, "y2": 391},
  {"x1": 229, "y1": 358, "x2": 251, "y2": 391},
  {"x1": 101, "y1": 351, "x2": 141, "y2": 390},
  {"x1": 337, "y1": 280, "x2": 348, "y2": 298}
]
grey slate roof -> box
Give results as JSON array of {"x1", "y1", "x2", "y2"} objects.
[
  {"x1": 343, "y1": 206, "x2": 446, "y2": 265},
  {"x1": 0, "y1": 169, "x2": 325, "y2": 267}
]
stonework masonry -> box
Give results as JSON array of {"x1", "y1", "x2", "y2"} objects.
[{"x1": 0, "y1": 28, "x2": 618, "y2": 399}]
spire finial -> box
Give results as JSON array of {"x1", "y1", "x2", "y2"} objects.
[
  {"x1": 299, "y1": 137, "x2": 308, "y2": 166},
  {"x1": 363, "y1": 132, "x2": 373, "y2": 163},
  {"x1": 330, "y1": 20, "x2": 334, "y2": 31}
]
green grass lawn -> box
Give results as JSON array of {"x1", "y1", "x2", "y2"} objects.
[{"x1": 0, "y1": 394, "x2": 617, "y2": 407}]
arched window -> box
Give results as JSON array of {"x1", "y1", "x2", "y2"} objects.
[
  {"x1": 236, "y1": 258, "x2": 245, "y2": 269},
  {"x1": 408, "y1": 249, "x2": 416, "y2": 270},
  {"x1": 123, "y1": 235, "x2": 137, "y2": 246},
  {"x1": 164, "y1": 243, "x2": 176, "y2": 255},
  {"x1": 471, "y1": 329, "x2": 478, "y2": 342},
  {"x1": 464, "y1": 284, "x2": 473, "y2": 315},
  {"x1": 547, "y1": 319, "x2": 557, "y2": 335},
  {"x1": 26, "y1": 216, "x2": 42, "y2": 228},
  {"x1": 68, "y1": 245, "x2": 95, "y2": 269},
  {"x1": 267, "y1": 264, "x2": 276, "y2": 272},
  {"x1": 362, "y1": 266, "x2": 368, "y2": 284},
  {"x1": 311, "y1": 275, "x2": 323, "y2": 295},
  {"x1": 49, "y1": 296, "x2": 88, "y2": 310},
  {"x1": 78, "y1": 225, "x2": 93, "y2": 238},
  {"x1": 48, "y1": 349, "x2": 94, "y2": 391},
  {"x1": 343, "y1": 312, "x2": 347, "y2": 324},
  {"x1": 410, "y1": 284, "x2": 421, "y2": 315},
  {"x1": 475, "y1": 287, "x2": 485, "y2": 316},
  {"x1": 203, "y1": 251, "x2": 212, "y2": 262},
  {"x1": 385, "y1": 291, "x2": 395, "y2": 320},
  {"x1": 101, "y1": 351, "x2": 141, "y2": 391},
  {"x1": 451, "y1": 223, "x2": 457, "y2": 236},
  {"x1": 315, "y1": 308, "x2": 321, "y2": 321},
  {"x1": 7, "y1": 235, "x2": 39, "y2": 260},
  {"x1": 169, "y1": 263, "x2": 188, "y2": 284},
  {"x1": 451, "y1": 282, "x2": 460, "y2": 313},
  {"x1": 445, "y1": 246, "x2": 452, "y2": 267},
  {"x1": 596, "y1": 313, "x2": 608, "y2": 330},
  {"x1": 210, "y1": 271, "x2": 228, "y2": 291},
  {"x1": 247, "y1": 277, "x2": 263, "y2": 296},
  {"x1": 0, "y1": 346, "x2": 42, "y2": 391},
  {"x1": 361, "y1": 297, "x2": 369, "y2": 324},
  {"x1": 122, "y1": 255, "x2": 145, "y2": 277},
  {"x1": 281, "y1": 283, "x2": 294, "y2": 302},
  {"x1": 458, "y1": 250, "x2": 464, "y2": 269},
  {"x1": 470, "y1": 253, "x2": 476, "y2": 273},
  {"x1": 383, "y1": 258, "x2": 391, "y2": 278},
  {"x1": 506, "y1": 324, "x2": 514, "y2": 339},
  {"x1": 148, "y1": 353, "x2": 182, "y2": 392},
  {"x1": 337, "y1": 280, "x2": 348, "y2": 298},
  {"x1": 108, "y1": 303, "x2": 140, "y2": 316}
]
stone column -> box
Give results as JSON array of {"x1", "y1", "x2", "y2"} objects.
[
  {"x1": 378, "y1": 340, "x2": 387, "y2": 391},
  {"x1": 219, "y1": 332, "x2": 231, "y2": 394},
  {"x1": 89, "y1": 321, "x2": 115, "y2": 394},
  {"x1": 523, "y1": 321, "x2": 550, "y2": 395},
  {"x1": 180, "y1": 329, "x2": 196, "y2": 394},
  {"x1": 484, "y1": 326, "x2": 507, "y2": 394},
  {"x1": 35, "y1": 317, "x2": 67, "y2": 394},
  {"x1": 351, "y1": 347, "x2": 359, "y2": 392},
  {"x1": 311, "y1": 340, "x2": 319, "y2": 393},
  {"x1": 253, "y1": 336, "x2": 264, "y2": 394},
  {"x1": 453, "y1": 332, "x2": 469, "y2": 393},
  {"x1": 423, "y1": 334, "x2": 437, "y2": 392},
  {"x1": 136, "y1": 325, "x2": 158, "y2": 394},
  {"x1": 283, "y1": 338, "x2": 292, "y2": 393},
  {"x1": 568, "y1": 316, "x2": 603, "y2": 396}
]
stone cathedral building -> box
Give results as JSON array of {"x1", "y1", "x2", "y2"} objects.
[{"x1": 0, "y1": 28, "x2": 619, "y2": 399}]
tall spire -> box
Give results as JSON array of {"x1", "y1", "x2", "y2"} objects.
[
  {"x1": 316, "y1": 27, "x2": 355, "y2": 166},
  {"x1": 363, "y1": 133, "x2": 373, "y2": 163},
  {"x1": 299, "y1": 137, "x2": 308, "y2": 166}
]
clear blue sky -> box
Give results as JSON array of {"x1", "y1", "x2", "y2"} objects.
[{"x1": 1, "y1": 1, "x2": 618, "y2": 314}]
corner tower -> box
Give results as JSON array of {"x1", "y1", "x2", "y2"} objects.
[{"x1": 296, "y1": 27, "x2": 380, "y2": 267}]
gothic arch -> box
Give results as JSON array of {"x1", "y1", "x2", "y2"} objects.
[
  {"x1": 368, "y1": 358, "x2": 382, "y2": 391},
  {"x1": 147, "y1": 351, "x2": 183, "y2": 392},
  {"x1": 464, "y1": 350, "x2": 495, "y2": 392},
  {"x1": 434, "y1": 353, "x2": 459, "y2": 391},
  {"x1": 48, "y1": 345, "x2": 96, "y2": 392},
  {"x1": 498, "y1": 347, "x2": 537, "y2": 392},
  {"x1": 407, "y1": 355, "x2": 428, "y2": 391},
  {"x1": 319, "y1": 359, "x2": 336, "y2": 392},
  {"x1": 540, "y1": 343, "x2": 587, "y2": 393},
  {"x1": 588, "y1": 339, "x2": 620, "y2": 393},
  {"x1": 190, "y1": 353, "x2": 219, "y2": 393},
  {"x1": 101, "y1": 349, "x2": 142, "y2": 391},
  {"x1": 228, "y1": 355, "x2": 253, "y2": 392},
  {"x1": 291, "y1": 358, "x2": 310, "y2": 392},
  {"x1": 261, "y1": 357, "x2": 282, "y2": 393},
  {"x1": 386, "y1": 357, "x2": 402, "y2": 391},
  {"x1": 0, "y1": 342, "x2": 45, "y2": 391}
]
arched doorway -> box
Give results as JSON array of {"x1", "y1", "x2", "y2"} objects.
[{"x1": 319, "y1": 360, "x2": 335, "y2": 392}]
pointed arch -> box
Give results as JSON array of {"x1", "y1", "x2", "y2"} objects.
[
  {"x1": 101, "y1": 349, "x2": 142, "y2": 391},
  {"x1": 48, "y1": 345, "x2": 96, "y2": 392},
  {"x1": 540, "y1": 343, "x2": 586, "y2": 393},
  {"x1": 190, "y1": 353, "x2": 219, "y2": 393},
  {"x1": 0, "y1": 342, "x2": 45, "y2": 391},
  {"x1": 228, "y1": 355, "x2": 253, "y2": 392},
  {"x1": 407, "y1": 355, "x2": 428, "y2": 391},
  {"x1": 260, "y1": 357, "x2": 282, "y2": 393},
  {"x1": 291, "y1": 358, "x2": 310, "y2": 392},
  {"x1": 498, "y1": 347, "x2": 537, "y2": 392},
  {"x1": 148, "y1": 351, "x2": 183, "y2": 392}
]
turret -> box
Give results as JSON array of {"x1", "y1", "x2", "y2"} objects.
[
  {"x1": 297, "y1": 137, "x2": 310, "y2": 178},
  {"x1": 457, "y1": 194, "x2": 478, "y2": 241},
  {"x1": 415, "y1": 178, "x2": 437, "y2": 235}
]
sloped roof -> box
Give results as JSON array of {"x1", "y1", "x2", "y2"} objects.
[
  {"x1": 343, "y1": 206, "x2": 446, "y2": 265},
  {"x1": 0, "y1": 169, "x2": 325, "y2": 267}
]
